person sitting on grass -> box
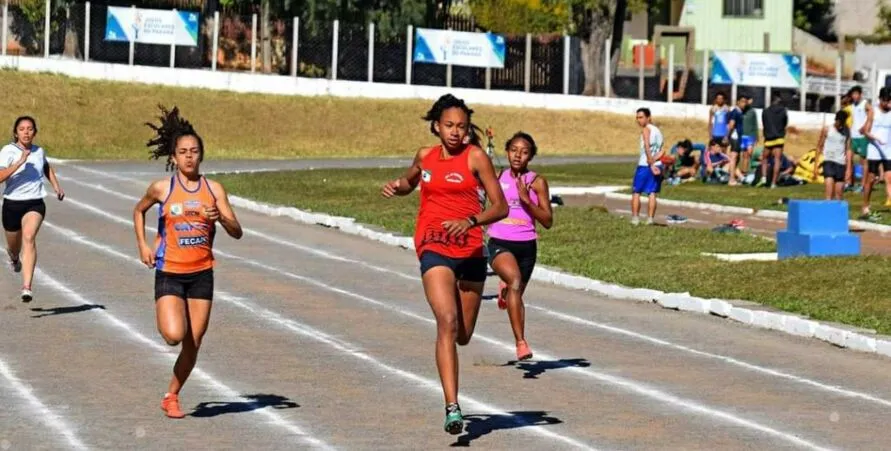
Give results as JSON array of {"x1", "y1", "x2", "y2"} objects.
[
  {"x1": 702, "y1": 138, "x2": 730, "y2": 183},
  {"x1": 755, "y1": 152, "x2": 798, "y2": 186},
  {"x1": 665, "y1": 139, "x2": 701, "y2": 184}
]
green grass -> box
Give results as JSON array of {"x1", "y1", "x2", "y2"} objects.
[
  {"x1": 2, "y1": 70, "x2": 821, "y2": 160},
  {"x1": 215, "y1": 167, "x2": 891, "y2": 334}
]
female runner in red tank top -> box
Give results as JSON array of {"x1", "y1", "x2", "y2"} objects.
[
  {"x1": 132, "y1": 106, "x2": 243, "y2": 419},
  {"x1": 381, "y1": 94, "x2": 508, "y2": 435}
]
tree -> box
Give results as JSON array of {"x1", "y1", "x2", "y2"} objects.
[
  {"x1": 472, "y1": 0, "x2": 649, "y2": 96},
  {"x1": 793, "y1": 0, "x2": 835, "y2": 41},
  {"x1": 875, "y1": 0, "x2": 891, "y2": 41}
]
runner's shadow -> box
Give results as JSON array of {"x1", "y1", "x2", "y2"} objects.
[
  {"x1": 502, "y1": 358, "x2": 591, "y2": 379},
  {"x1": 191, "y1": 393, "x2": 299, "y2": 418},
  {"x1": 30, "y1": 304, "x2": 105, "y2": 318},
  {"x1": 450, "y1": 411, "x2": 562, "y2": 447}
]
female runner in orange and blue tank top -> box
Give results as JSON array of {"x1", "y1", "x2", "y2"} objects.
[
  {"x1": 132, "y1": 106, "x2": 243, "y2": 419},
  {"x1": 381, "y1": 94, "x2": 508, "y2": 435}
]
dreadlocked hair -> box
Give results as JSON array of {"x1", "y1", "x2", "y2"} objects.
[
  {"x1": 145, "y1": 104, "x2": 204, "y2": 172},
  {"x1": 421, "y1": 94, "x2": 482, "y2": 147}
]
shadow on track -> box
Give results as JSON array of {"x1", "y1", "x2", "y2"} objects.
[
  {"x1": 451, "y1": 411, "x2": 563, "y2": 447},
  {"x1": 502, "y1": 358, "x2": 591, "y2": 379},
  {"x1": 191, "y1": 393, "x2": 299, "y2": 418},
  {"x1": 31, "y1": 304, "x2": 106, "y2": 318}
]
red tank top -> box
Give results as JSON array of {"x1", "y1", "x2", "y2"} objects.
[
  {"x1": 414, "y1": 145, "x2": 484, "y2": 259},
  {"x1": 154, "y1": 174, "x2": 217, "y2": 274}
]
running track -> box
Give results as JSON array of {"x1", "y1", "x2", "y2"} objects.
[{"x1": 0, "y1": 158, "x2": 889, "y2": 450}]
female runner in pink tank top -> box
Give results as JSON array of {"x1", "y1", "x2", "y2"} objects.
[{"x1": 486, "y1": 132, "x2": 553, "y2": 361}]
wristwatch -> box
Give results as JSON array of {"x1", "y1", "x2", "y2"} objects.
[{"x1": 467, "y1": 216, "x2": 478, "y2": 227}]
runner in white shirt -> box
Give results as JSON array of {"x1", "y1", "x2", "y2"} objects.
[
  {"x1": 860, "y1": 88, "x2": 891, "y2": 220},
  {"x1": 0, "y1": 117, "x2": 65, "y2": 302}
]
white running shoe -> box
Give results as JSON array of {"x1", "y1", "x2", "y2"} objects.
[
  {"x1": 630, "y1": 216, "x2": 640, "y2": 226},
  {"x1": 21, "y1": 288, "x2": 32, "y2": 303}
]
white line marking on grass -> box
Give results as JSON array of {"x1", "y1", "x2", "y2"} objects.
[
  {"x1": 43, "y1": 223, "x2": 599, "y2": 450},
  {"x1": 0, "y1": 357, "x2": 90, "y2": 450},
  {"x1": 54, "y1": 179, "x2": 891, "y2": 412},
  {"x1": 33, "y1": 264, "x2": 332, "y2": 450},
  {"x1": 53, "y1": 200, "x2": 833, "y2": 451}
]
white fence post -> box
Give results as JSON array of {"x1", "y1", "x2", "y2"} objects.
[
  {"x1": 562, "y1": 33, "x2": 569, "y2": 95},
  {"x1": 169, "y1": 8, "x2": 176, "y2": 68},
  {"x1": 291, "y1": 17, "x2": 298, "y2": 77},
  {"x1": 638, "y1": 44, "x2": 644, "y2": 100},
  {"x1": 405, "y1": 25, "x2": 412, "y2": 84},
  {"x1": 835, "y1": 55, "x2": 842, "y2": 111},
  {"x1": 3, "y1": 1, "x2": 9, "y2": 56},
  {"x1": 367, "y1": 22, "x2": 374, "y2": 82},
  {"x1": 603, "y1": 38, "x2": 611, "y2": 97},
  {"x1": 211, "y1": 11, "x2": 219, "y2": 71},
  {"x1": 731, "y1": 83, "x2": 737, "y2": 103},
  {"x1": 250, "y1": 14, "x2": 257, "y2": 72},
  {"x1": 766, "y1": 85, "x2": 772, "y2": 107},
  {"x1": 331, "y1": 19, "x2": 339, "y2": 80},
  {"x1": 446, "y1": 28, "x2": 452, "y2": 88},
  {"x1": 43, "y1": 0, "x2": 50, "y2": 58},
  {"x1": 701, "y1": 49, "x2": 708, "y2": 105},
  {"x1": 667, "y1": 44, "x2": 674, "y2": 103},
  {"x1": 128, "y1": 5, "x2": 135, "y2": 65},
  {"x1": 524, "y1": 33, "x2": 531, "y2": 92},
  {"x1": 84, "y1": 1, "x2": 90, "y2": 61},
  {"x1": 799, "y1": 53, "x2": 806, "y2": 111}
]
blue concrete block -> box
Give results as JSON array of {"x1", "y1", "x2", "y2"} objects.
[
  {"x1": 777, "y1": 231, "x2": 860, "y2": 260},
  {"x1": 786, "y1": 200, "x2": 850, "y2": 235}
]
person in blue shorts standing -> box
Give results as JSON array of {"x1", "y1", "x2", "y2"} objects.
[{"x1": 630, "y1": 108, "x2": 665, "y2": 225}]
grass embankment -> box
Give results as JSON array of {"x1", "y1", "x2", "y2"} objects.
[
  {"x1": 3, "y1": 70, "x2": 820, "y2": 160},
  {"x1": 215, "y1": 166, "x2": 891, "y2": 335}
]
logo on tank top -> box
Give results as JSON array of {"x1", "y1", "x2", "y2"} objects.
[
  {"x1": 170, "y1": 203, "x2": 183, "y2": 216},
  {"x1": 421, "y1": 169, "x2": 432, "y2": 183},
  {"x1": 445, "y1": 172, "x2": 464, "y2": 184}
]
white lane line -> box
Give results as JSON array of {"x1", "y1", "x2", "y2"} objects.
[
  {"x1": 51, "y1": 198, "x2": 833, "y2": 451},
  {"x1": 56, "y1": 176, "x2": 891, "y2": 412},
  {"x1": 0, "y1": 357, "x2": 89, "y2": 450},
  {"x1": 43, "y1": 220, "x2": 599, "y2": 450},
  {"x1": 33, "y1": 265, "x2": 331, "y2": 450}
]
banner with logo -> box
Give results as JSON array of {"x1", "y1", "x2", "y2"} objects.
[
  {"x1": 413, "y1": 28, "x2": 506, "y2": 69},
  {"x1": 104, "y1": 6, "x2": 200, "y2": 47},
  {"x1": 711, "y1": 51, "x2": 802, "y2": 88}
]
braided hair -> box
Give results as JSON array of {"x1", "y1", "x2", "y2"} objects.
[
  {"x1": 145, "y1": 105, "x2": 204, "y2": 172},
  {"x1": 421, "y1": 94, "x2": 482, "y2": 148}
]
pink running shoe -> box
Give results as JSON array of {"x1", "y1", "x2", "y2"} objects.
[
  {"x1": 497, "y1": 281, "x2": 508, "y2": 310},
  {"x1": 516, "y1": 341, "x2": 533, "y2": 361}
]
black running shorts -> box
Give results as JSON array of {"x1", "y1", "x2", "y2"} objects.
[
  {"x1": 487, "y1": 237, "x2": 538, "y2": 284},
  {"x1": 822, "y1": 161, "x2": 846, "y2": 181},
  {"x1": 419, "y1": 250, "x2": 487, "y2": 283},
  {"x1": 868, "y1": 159, "x2": 891, "y2": 175},
  {"x1": 154, "y1": 268, "x2": 214, "y2": 301},
  {"x1": 1, "y1": 198, "x2": 45, "y2": 232}
]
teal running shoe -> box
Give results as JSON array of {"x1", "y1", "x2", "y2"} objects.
[{"x1": 444, "y1": 403, "x2": 464, "y2": 435}]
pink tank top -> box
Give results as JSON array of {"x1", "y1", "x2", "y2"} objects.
[{"x1": 487, "y1": 170, "x2": 538, "y2": 242}]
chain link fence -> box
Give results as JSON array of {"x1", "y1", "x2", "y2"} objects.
[{"x1": 1, "y1": 2, "x2": 848, "y2": 112}]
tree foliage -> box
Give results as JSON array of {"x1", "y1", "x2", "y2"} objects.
[
  {"x1": 875, "y1": 0, "x2": 891, "y2": 41},
  {"x1": 793, "y1": 0, "x2": 835, "y2": 40}
]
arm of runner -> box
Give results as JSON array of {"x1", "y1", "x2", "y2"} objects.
[
  {"x1": 206, "y1": 179, "x2": 243, "y2": 240},
  {"x1": 382, "y1": 147, "x2": 428, "y2": 197},
  {"x1": 43, "y1": 160, "x2": 64, "y2": 201},
  {"x1": 523, "y1": 175, "x2": 553, "y2": 229},
  {"x1": 642, "y1": 127, "x2": 653, "y2": 166},
  {"x1": 0, "y1": 148, "x2": 30, "y2": 184},
  {"x1": 133, "y1": 180, "x2": 164, "y2": 268},
  {"x1": 708, "y1": 108, "x2": 714, "y2": 136},
  {"x1": 860, "y1": 102, "x2": 873, "y2": 136}
]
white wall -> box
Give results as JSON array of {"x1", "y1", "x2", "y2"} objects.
[{"x1": 0, "y1": 55, "x2": 833, "y2": 129}]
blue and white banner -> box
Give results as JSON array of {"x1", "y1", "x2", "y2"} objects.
[
  {"x1": 414, "y1": 28, "x2": 505, "y2": 69},
  {"x1": 711, "y1": 51, "x2": 802, "y2": 88},
  {"x1": 104, "y1": 6, "x2": 199, "y2": 47}
]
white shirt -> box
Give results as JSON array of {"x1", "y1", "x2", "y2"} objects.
[
  {"x1": 868, "y1": 107, "x2": 891, "y2": 161},
  {"x1": 0, "y1": 143, "x2": 48, "y2": 200},
  {"x1": 638, "y1": 124, "x2": 664, "y2": 167},
  {"x1": 851, "y1": 100, "x2": 868, "y2": 138}
]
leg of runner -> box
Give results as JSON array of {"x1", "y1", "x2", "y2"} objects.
[
  {"x1": 5, "y1": 230, "x2": 22, "y2": 273},
  {"x1": 862, "y1": 167, "x2": 875, "y2": 217},
  {"x1": 156, "y1": 295, "x2": 213, "y2": 419},
  {"x1": 489, "y1": 252, "x2": 530, "y2": 360},
  {"x1": 771, "y1": 147, "x2": 783, "y2": 188},
  {"x1": 19, "y1": 211, "x2": 44, "y2": 302}
]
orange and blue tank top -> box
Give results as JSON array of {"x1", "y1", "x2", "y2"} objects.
[
  {"x1": 154, "y1": 174, "x2": 217, "y2": 274},
  {"x1": 414, "y1": 144, "x2": 485, "y2": 259}
]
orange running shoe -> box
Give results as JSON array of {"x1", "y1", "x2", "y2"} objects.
[
  {"x1": 161, "y1": 393, "x2": 186, "y2": 419},
  {"x1": 497, "y1": 281, "x2": 508, "y2": 310},
  {"x1": 516, "y1": 340, "x2": 533, "y2": 361}
]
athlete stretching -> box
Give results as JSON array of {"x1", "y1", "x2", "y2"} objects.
[{"x1": 133, "y1": 105, "x2": 243, "y2": 418}]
